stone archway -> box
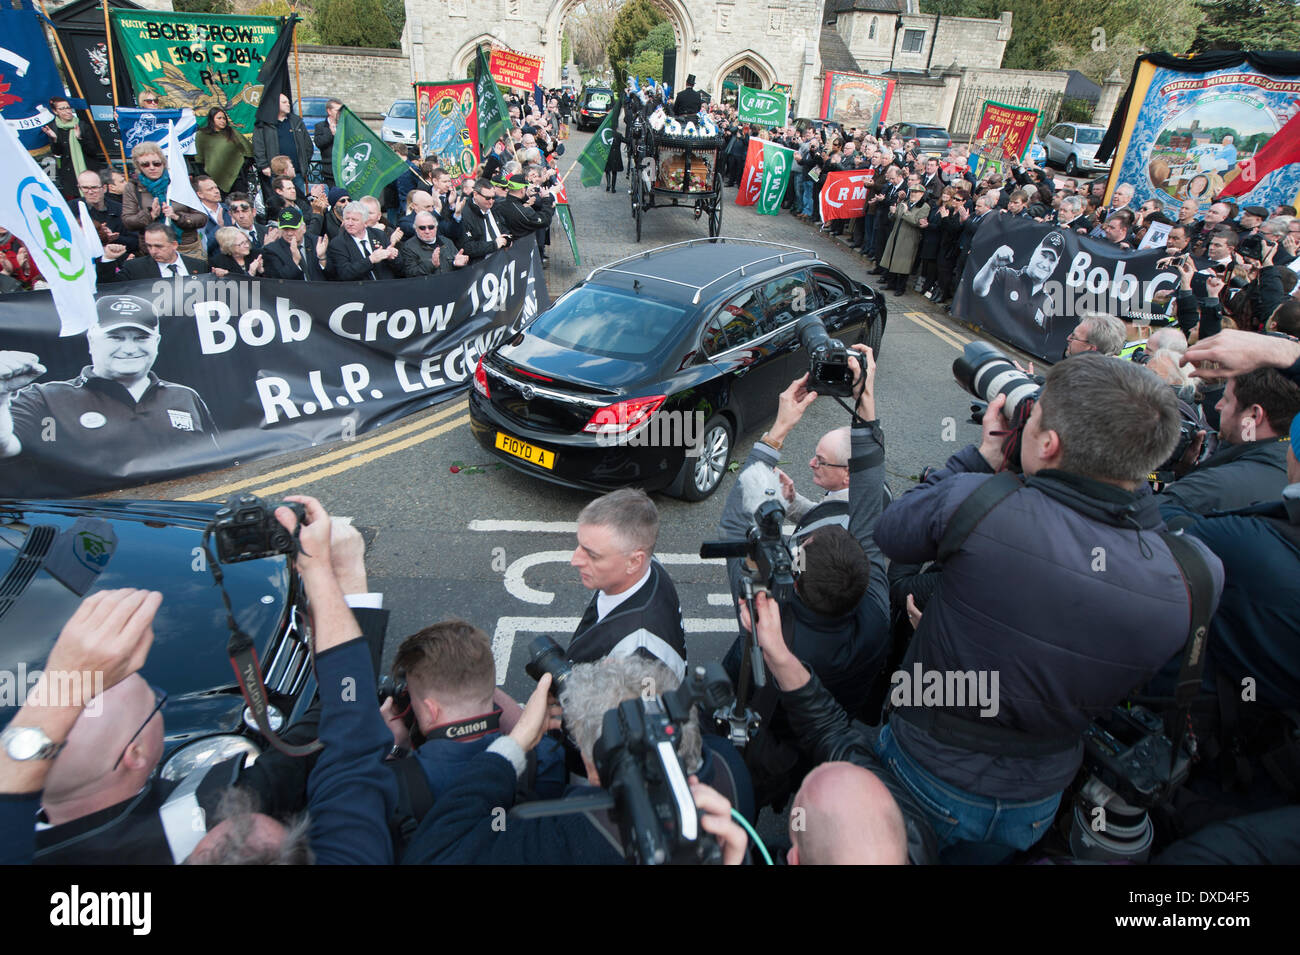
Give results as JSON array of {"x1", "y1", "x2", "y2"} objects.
[
  {"x1": 543, "y1": 0, "x2": 696, "y2": 90},
  {"x1": 451, "y1": 33, "x2": 511, "y2": 78},
  {"x1": 711, "y1": 50, "x2": 777, "y2": 98}
]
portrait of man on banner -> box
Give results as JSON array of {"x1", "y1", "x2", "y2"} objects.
[{"x1": 417, "y1": 81, "x2": 480, "y2": 179}]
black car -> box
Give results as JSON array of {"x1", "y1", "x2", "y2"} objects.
[
  {"x1": 469, "y1": 238, "x2": 886, "y2": 500},
  {"x1": 576, "y1": 86, "x2": 615, "y2": 130},
  {"x1": 0, "y1": 498, "x2": 313, "y2": 782}
]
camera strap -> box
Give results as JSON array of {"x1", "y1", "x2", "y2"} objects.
[
  {"x1": 936, "y1": 471, "x2": 1022, "y2": 563},
  {"x1": 1159, "y1": 530, "x2": 1216, "y2": 774},
  {"x1": 202, "y1": 530, "x2": 323, "y2": 759}
]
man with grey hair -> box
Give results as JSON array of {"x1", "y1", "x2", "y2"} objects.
[
  {"x1": 325, "y1": 200, "x2": 399, "y2": 281},
  {"x1": 1064, "y1": 311, "x2": 1126, "y2": 358},
  {"x1": 567, "y1": 487, "x2": 687, "y2": 678},
  {"x1": 1056, "y1": 195, "x2": 1088, "y2": 234}
]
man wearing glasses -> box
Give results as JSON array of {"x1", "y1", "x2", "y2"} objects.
[
  {"x1": 395, "y1": 212, "x2": 468, "y2": 277},
  {"x1": 222, "y1": 192, "x2": 268, "y2": 255},
  {"x1": 77, "y1": 169, "x2": 136, "y2": 255},
  {"x1": 458, "y1": 178, "x2": 512, "y2": 262}
]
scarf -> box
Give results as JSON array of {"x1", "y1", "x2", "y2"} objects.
[
  {"x1": 140, "y1": 172, "x2": 181, "y2": 240},
  {"x1": 55, "y1": 116, "x2": 86, "y2": 177}
]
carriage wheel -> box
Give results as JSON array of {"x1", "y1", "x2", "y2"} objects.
[{"x1": 708, "y1": 175, "x2": 723, "y2": 237}]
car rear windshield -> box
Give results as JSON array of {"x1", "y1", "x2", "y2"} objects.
[
  {"x1": 389, "y1": 102, "x2": 416, "y2": 119},
  {"x1": 528, "y1": 287, "x2": 691, "y2": 361},
  {"x1": 1075, "y1": 127, "x2": 1103, "y2": 145},
  {"x1": 301, "y1": 99, "x2": 329, "y2": 117},
  {"x1": 917, "y1": 127, "x2": 949, "y2": 139}
]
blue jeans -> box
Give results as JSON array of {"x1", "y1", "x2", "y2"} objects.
[
  {"x1": 876, "y1": 722, "x2": 1061, "y2": 853},
  {"x1": 800, "y1": 177, "x2": 816, "y2": 216}
]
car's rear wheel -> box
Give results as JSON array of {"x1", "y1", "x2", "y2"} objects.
[{"x1": 679, "y1": 415, "x2": 733, "y2": 501}]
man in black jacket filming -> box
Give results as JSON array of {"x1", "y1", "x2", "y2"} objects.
[{"x1": 715, "y1": 344, "x2": 891, "y2": 809}]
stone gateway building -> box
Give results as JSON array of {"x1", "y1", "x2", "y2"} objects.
[{"x1": 400, "y1": 0, "x2": 1012, "y2": 122}]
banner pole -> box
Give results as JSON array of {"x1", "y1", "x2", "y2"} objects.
[
  {"x1": 39, "y1": 0, "x2": 114, "y2": 168},
  {"x1": 101, "y1": 0, "x2": 128, "y2": 170},
  {"x1": 289, "y1": 8, "x2": 303, "y2": 115}
]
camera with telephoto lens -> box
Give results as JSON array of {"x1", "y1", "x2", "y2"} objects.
[
  {"x1": 1065, "y1": 704, "x2": 1192, "y2": 863},
  {"x1": 524, "y1": 635, "x2": 574, "y2": 695},
  {"x1": 952, "y1": 342, "x2": 1041, "y2": 472},
  {"x1": 699, "y1": 498, "x2": 796, "y2": 602},
  {"x1": 797, "y1": 316, "x2": 855, "y2": 398},
  {"x1": 592, "y1": 663, "x2": 735, "y2": 864},
  {"x1": 211, "y1": 493, "x2": 306, "y2": 564}
]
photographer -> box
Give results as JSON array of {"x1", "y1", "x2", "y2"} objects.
[
  {"x1": 715, "y1": 346, "x2": 891, "y2": 807},
  {"x1": 402, "y1": 658, "x2": 752, "y2": 865},
  {"x1": 871, "y1": 355, "x2": 1224, "y2": 854},
  {"x1": 496, "y1": 173, "x2": 554, "y2": 261}
]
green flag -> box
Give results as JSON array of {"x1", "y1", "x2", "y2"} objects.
[
  {"x1": 333, "y1": 106, "x2": 408, "y2": 199},
  {"x1": 555, "y1": 202, "x2": 580, "y2": 265},
  {"x1": 474, "y1": 45, "x2": 511, "y2": 160},
  {"x1": 737, "y1": 86, "x2": 788, "y2": 127},
  {"x1": 737, "y1": 138, "x2": 794, "y2": 215},
  {"x1": 576, "y1": 97, "x2": 620, "y2": 187}
]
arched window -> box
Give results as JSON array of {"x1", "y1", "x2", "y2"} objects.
[{"x1": 869, "y1": 16, "x2": 877, "y2": 40}]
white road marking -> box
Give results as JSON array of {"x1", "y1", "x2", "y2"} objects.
[
  {"x1": 503, "y1": 550, "x2": 728, "y2": 605},
  {"x1": 469, "y1": 520, "x2": 578, "y2": 533}
]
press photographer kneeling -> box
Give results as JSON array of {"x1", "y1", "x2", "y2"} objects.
[
  {"x1": 712, "y1": 343, "x2": 891, "y2": 810},
  {"x1": 871, "y1": 349, "x2": 1225, "y2": 857}
]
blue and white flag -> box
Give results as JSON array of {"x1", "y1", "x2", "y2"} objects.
[
  {"x1": 0, "y1": 0, "x2": 68, "y2": 150},
  {"x1": 0, "y1": 119, "x2": 97, "y2": 334},
  {"x1": 164, "y1": 120, "x2": 203, "y2": 212},
  {"x1": 116, "y1": 107, "x2": 197, "y2": 155},
  {"x1": 628, "y1": 75, "x2": 640, "y2": 93}
]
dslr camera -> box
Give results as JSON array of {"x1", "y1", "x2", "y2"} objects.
[
  {"x1": 797, "y1": 316, "x2": 856, "y2": 398},
  {"x1": 700, "y1": 498, "x2": 796, "y2": 602},
  {"x1": 210, "y1": 493, "x2": 306, "y2": 564},
  {"x1": 523, "y1": 635, "x2": 574, "y2": 695},
  {"x1": 952, "y1": 342, "x2": 1041, "y2": 471}
]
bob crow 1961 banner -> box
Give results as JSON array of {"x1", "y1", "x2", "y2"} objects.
[
  {"x1": 0, "y1": 245, "x2": 546, "y2": 498},
  {"x1": 951, "y1": 215, "x2": 1179, "y2": 363}
]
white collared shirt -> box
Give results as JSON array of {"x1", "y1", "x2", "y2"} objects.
[{"x1": 595, "y1": 563, "x2": 652, "y2": 622}]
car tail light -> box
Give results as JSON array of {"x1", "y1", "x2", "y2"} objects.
[
  {"x1": 474, "y1": 357, "x2": 490, "y2": 398},
  {"x1": 582, "y1": 395, "x2": 666, "y2": 437}
]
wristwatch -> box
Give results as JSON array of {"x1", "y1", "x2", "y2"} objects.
[
  {"x1": 760, "y1": 431, "x2": 783, "y2": 451},
  {"x1": 1, "y1": 725, "x2": 66, "y2": 761}
]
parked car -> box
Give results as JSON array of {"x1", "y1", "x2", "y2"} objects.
[
  {"x1": 469, "y1": 238, "x2": 887, "y2": 500},
  {"x1": 301, "y1": 96, "x2": 332, "y2": 175},
  {"x1": 887, "y1": 122, "x2": 953, "y2": 155},
  {"x1": 381, "y1": 100, "x2": 418, "y2": 146},
  {"x1": 1043, "y1": 122, "x2": 1110, "y2": 175},
  {"x1": 576, "y1": 86, "x2": 614, "y2": 130},
  {"x1": 0, "y1": 498, "x2": 314, "y2": 782}
]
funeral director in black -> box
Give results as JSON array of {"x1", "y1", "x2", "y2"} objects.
[{"x1": 0, "y1": 295, "x2": 220, "y2": 495}]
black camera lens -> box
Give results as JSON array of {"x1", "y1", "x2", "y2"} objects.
[{"x1": 524, "y1": 635, "x2": 573, "y2": 692}]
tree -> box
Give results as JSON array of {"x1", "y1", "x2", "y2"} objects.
[
  {"x1": 174, "y1": 0, "x2": 234, "y2": 13},
  {"x1": 609, "y1": 0, "x2": 665, "y2": 72},
  {"x1": 1192, "y1": 0, "x2": 1300, "y2": 51},
  {"x1": 566, "y1": 0, "x2": 622, "y2": 70},
  {"x1": 313, "y1": 0, "x2": 404, "y2": 49},
  {"x1": 250, "y1": 1, "x2": 321, "y2": 45}
]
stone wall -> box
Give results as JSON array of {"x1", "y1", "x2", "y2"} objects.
[{"x1": 293, "y1": 45, "x2": 413, "y2": 118}]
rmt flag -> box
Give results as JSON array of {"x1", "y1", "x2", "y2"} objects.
[
  {"x1": 736, "y1": 138, "x2": 793, "y2": 215},
  {"x1": 817, "y1": 169, "x2": 872, "y2": 222}
]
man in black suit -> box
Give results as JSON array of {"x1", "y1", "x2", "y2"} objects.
[
  {"x1": 496, "y1": 174, "x2": 552, "y2": 259},
  {"x1": 77, "y1": 170, "x2": 136, "y2": 255},
  {"x1": 458, "y1": 178, "x2": 511, "y2": 262},
  {"x1": 325, "y1": 201, "x2": 399, "y2": 281},
  {"x1": 395, "y1": 212, "x2": 467, "y2": 277},
  {"x1": 99, "y1": 224, "x2": 210, "y2": 282},
  {"x1": 223, "y1": 193, "x2": 269, "y2": 256},
  {"x1": 262, "y1": 207, "x2": 327, "y2": 281},
  {"x1": 672, "y1": 74, "x2": 703, "y2": 117}
]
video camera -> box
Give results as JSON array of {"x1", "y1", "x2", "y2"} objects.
[
  {"x1": 952, "y1": 342, "x2": 1041, "y2": 471},
  {"x1": 797, "y1": 316, "x2": 856, "y2": 398}
]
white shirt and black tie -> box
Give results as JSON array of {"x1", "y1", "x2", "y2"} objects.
[
  {"x1": 161, "y1": 259, "x2": 188, "y2": 277},
  {"x1": 354, "y1": 233, "x2": 377, "y2": 280}
]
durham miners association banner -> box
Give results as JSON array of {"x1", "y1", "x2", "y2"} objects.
[
  {"x1": 952, "y1": 216, "x2": 1179, "y2": 363},
  {"x1": 970, "y1": 101, "x2": 1040, "y2": 181},
  {"x1": 0, "y1": 246, "x2": 547, "y2": 498},
  {"x1": 109, "y1": 10, "x2": 283, "y2": 135},
  {"x1": 1099, "y1": 52, "x2": 1300, "y2": 218},
  {"x1": 820, "y1": 71, "x2": 894, "y2": 131},
  {"x1": 417, "y1": 80, "x2": 480, "y2": 179}
]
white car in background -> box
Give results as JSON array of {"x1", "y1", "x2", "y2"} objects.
[
  {"x1": 381, "y1": 100, "x2": 418, "y2": 147},
  {"x1": 1043, "y1": 122, "x2": 1110, "y2": 175}
]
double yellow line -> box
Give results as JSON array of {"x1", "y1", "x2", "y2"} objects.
[
  {"x1": 180, "y1": 399, "x2": 470, "y2": 502},
  {"x1": 902, "y1": 309, "x2": 972, "y2": 351}
]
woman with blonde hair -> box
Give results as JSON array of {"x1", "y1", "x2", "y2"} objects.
[{"x1": 120, "y1": 141, "x2": 209, "y2": 259}]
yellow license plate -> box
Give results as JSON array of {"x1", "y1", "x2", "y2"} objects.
[{"x1": 496, "y1": 432, "x2": 556, "y2": 470}]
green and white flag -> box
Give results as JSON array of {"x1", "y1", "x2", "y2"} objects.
[
  {"x1": 576, "y1": 97, "x2": 620, "y2": 187},
  {"x1": 0, "y1": 120, "x2": 97, "y2": 335},
  {"x1": 737, "y1": 138, "x2": 794, "y2": 215},
  {"x1": 474, "y1": 45, "x2": 511, "y2": 159},
  {"x1": 333, "y1": 106, "x2": 409, "y2": 199},
  {"x1": 737, "y1": 86, "x2": 788, "y2": 127}
]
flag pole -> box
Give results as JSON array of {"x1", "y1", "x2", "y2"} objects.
[
  {"x1": 289, "y1": 8, "x2": 303, "y2": 115},
  {"x1": 39, "y1": 0, "x2": 114, "y2": 169},
  {"x1": 101, "y1": 0, "x2": 128, "y2": 170}
]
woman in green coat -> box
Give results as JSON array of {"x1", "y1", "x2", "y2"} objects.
[
  {"x1": 194, "y1": 107, "x2": 253, "y2": 196},
  {"x1": 879, "y1": 183, "x2": 931, "y2": 296}
]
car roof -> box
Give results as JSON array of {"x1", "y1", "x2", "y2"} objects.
[{"x1": 584, "y1": 238, "x2": 825, "y2": 306}]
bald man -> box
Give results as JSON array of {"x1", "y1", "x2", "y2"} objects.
[{"x1": 788, "y1": 761, "x2": 909, "y2": 865}]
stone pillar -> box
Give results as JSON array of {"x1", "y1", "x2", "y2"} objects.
[
  {"x1": 937, "y1": 68, "x2": 962, "y2": 133},
  {"x1": 1093, "y1": 67, "x2": 1125, "y2": 126}
]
